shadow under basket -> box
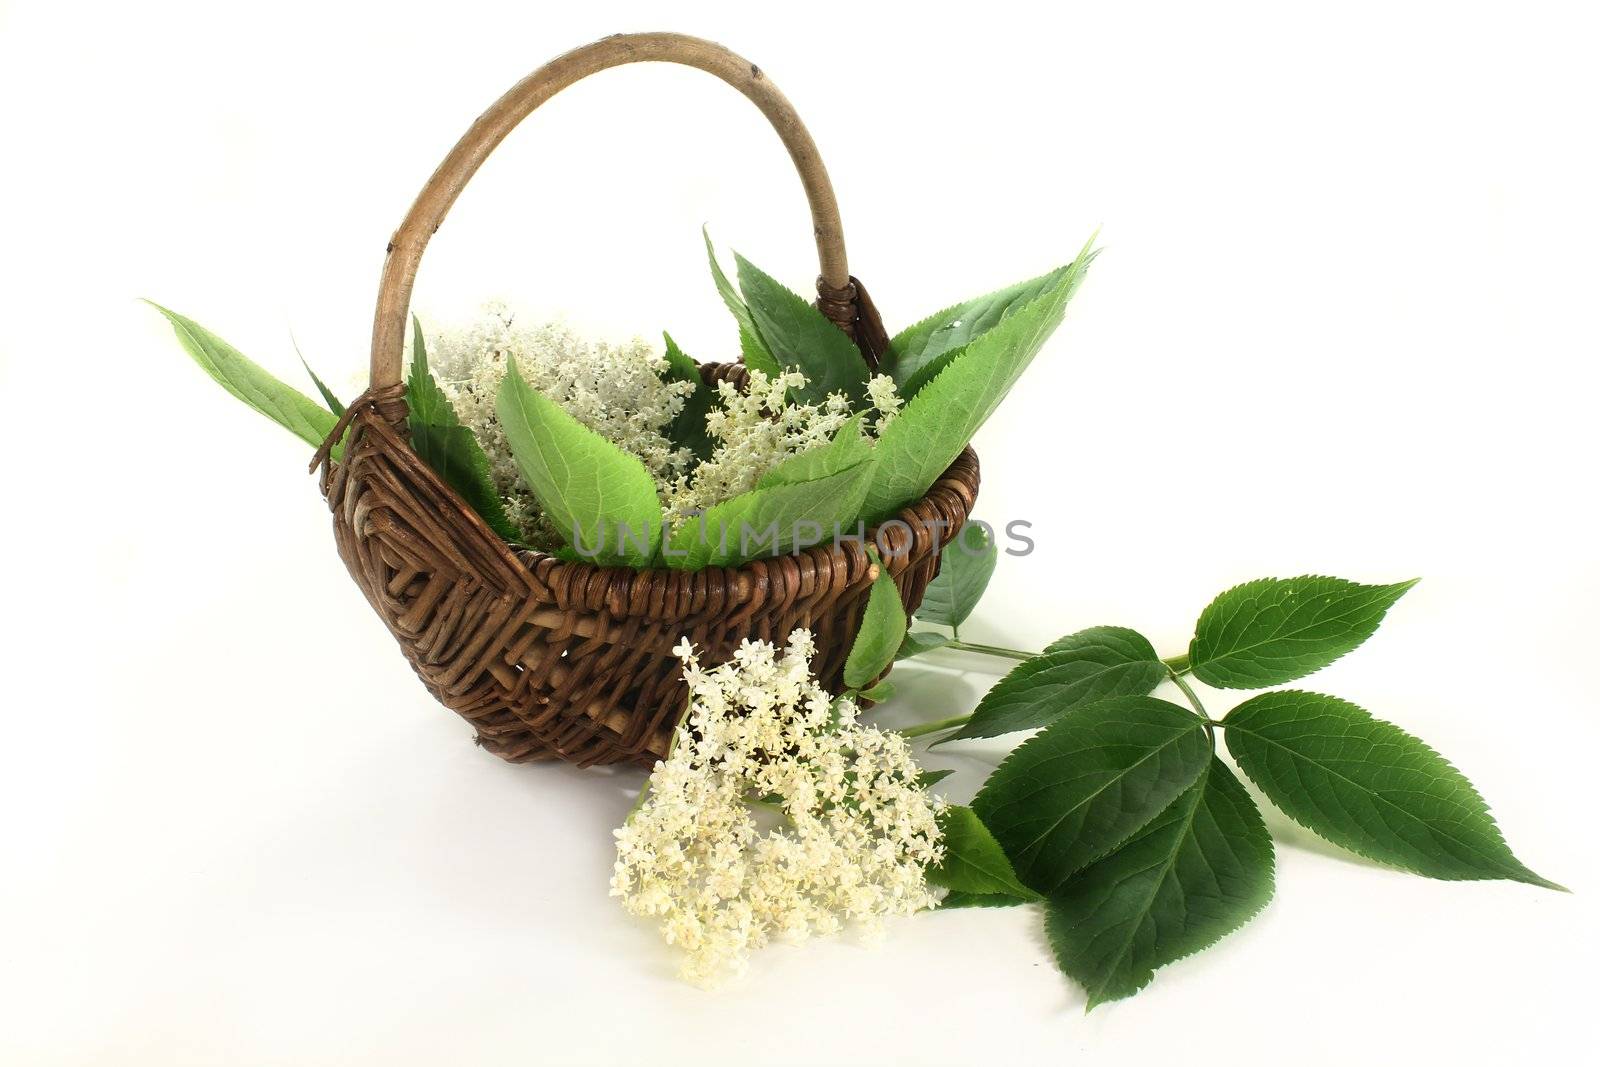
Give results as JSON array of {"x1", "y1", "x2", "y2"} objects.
[{"x1": 313, "y1": 33, "x2": 980, "y2": 767}]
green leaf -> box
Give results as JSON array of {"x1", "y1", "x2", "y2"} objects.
[
  {"x1": 940, "y1": 890, "x2": 1035, "y2": 909},
  {"x1": 896, "y1": 255, "x2": 1102, "y2": 400},
  {"x1": 1044, "y1": 626, "x2": 1155, "y2": 656},
  {"x1": 1222, "y1": 691, "x2": 1561, "y2": 889},
  {"x1": 859, "y1": 680, "x2": 895, "y2": 702},
  {"x1": 859, "y1": 236, "x2": 1096, "y2": 523},
  {"x1": 703, "y1": 229, "x2": 782, "y2": 377},
  {"x1": 895, "y1": 353, "x2": 955, "y2": 401},
  {"x1": 661, "y1": 332, "x2": 715, "y2": 462},
  {"x1": 402, "y1": 316, "x2": 448, "y2": 425},
  {"x1": 757, "y1": 415, "x2": 873, "y2": 488},
  {"x1": 665, "y1": 458, "x2": 875, "y2": 569},
  {"x1": 661, "y1": 329, "x2": 699, "y2": 380},
  {"x1": 843, "y1": 552, "x2": 909, "y2": 689},
  {"x1": 897, "y1": 630, "x2": 952, "y2": 661},
  {"x1": 936, "y1": 627, "x2": 1166, "y2": 744},
  {"x1": 406, "y1": 319, "x2": 519, "y2": 543},
  {"x1": 882, "y1": 259, "x2": 1091, "y2": 391},
  {"x1": 916, "y1": 522, "x2": 998, "y2": 630},
  {"x1": 735, "y1": 251, "x2": 869, "y2": 405},
  {"x1": 1045, "y1": 758, "x2": 1275, "y2": 1009},
  {"x1": 294, "y1": 340, "x2": 345, "y2": 416},
  {"x1": 496, "y1": 361, "x2": 664, "y2": 567},
  {"x1": 928, "y1": 805, "x2": 1044, "y2": 901},
  {"x1": 916, "y1": 768, "x2": 955, "y2": 789},
  {"x1": 151, "y1": 302, "x2": 339, "y2": 455},
  {"x1": 972, "y1": 696, "x2": 1212, "y2": 894},
  {"x1": 1189, "y1": 576, "x2": 1418, "y2": 689}
]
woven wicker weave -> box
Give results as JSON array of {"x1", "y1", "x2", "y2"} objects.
[{"x1": 313, "y1": 33, "x2": 980, "y2": 767}]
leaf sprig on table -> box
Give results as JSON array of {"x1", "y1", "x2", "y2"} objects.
[{"x1": 862, "y1": 543, "x2": 1564, "y2": 1008}]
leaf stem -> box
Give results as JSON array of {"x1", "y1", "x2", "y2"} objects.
[
  {"x1": 625, "y1": 777, "x2": 653, "y2": 821},
  {"x1": 624, "y1": 715, "x2": 683, "y2": 821},
  {"x1": 900, "y1": 713, "x2": 974, "y2": 739},
  {"x1": 1166, "y1": 667, "x2": 1210, "y2": 721},
  {"x1": 945, "y1": 639, "x2": 1035, "y2": 662},
  {"x1": 1163, "y1": 652, "x2": 1191, "y2": 674}
]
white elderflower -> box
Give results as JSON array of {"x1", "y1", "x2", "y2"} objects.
[
  {"x1": 611, "y1": 630, "x2": 944, "y2": 986},
  {"x1": 662, "y1": 369, "x2": 864, "y2": 525},
  {"x1": 865, "y1": 372, "x2": 904, "y2": 429},
  {"x1": 425, "y1": 304, "x2": 697, "y2": 545}
]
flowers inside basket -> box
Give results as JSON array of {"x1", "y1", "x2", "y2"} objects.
[{"x1": 155, "y1": 32, "x2": 1561, "y2": 1007}]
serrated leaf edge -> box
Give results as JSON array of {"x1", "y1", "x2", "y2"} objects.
[
  {"x1": 1048, "y1": 761, "x2": 1278, "y2": 1009},
  {"x1": 1221, "y1": 690, "x2": 1563, "y2": 891},
  {"x1": 1189, "y1": 575, "x2": 1420, "y2": 689},
  {"x1": 936, "y1": 640, "x2": 1165, "y2": 745},
  {"x1": 972, "y1": 698, "x2": 1213, "y2": 890}
]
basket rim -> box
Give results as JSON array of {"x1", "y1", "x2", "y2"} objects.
[{"x1": 511, "y1": 447, "x2": 979, "y2": 580}]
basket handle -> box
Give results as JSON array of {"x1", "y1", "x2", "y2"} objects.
[{"x1": 368, "y1": 32, "x2": 868, "y2": 390}]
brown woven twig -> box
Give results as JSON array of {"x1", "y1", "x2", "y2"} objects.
[{"x1": 317, "y1": 33, "x2": 980, "y2": 766}]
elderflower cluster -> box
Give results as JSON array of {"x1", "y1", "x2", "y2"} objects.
[
  {"x1": 426, "y1": 305, "x2": 697, "y2": 545},
  {"x1": 662, "y1": 369, "x2": 905, "y2": 525},
  {"x1": 866, "y1": 372, "x2": 904, "y2": 428},
  {"x1": 611, "y1": 630, "x2": 944, "y2": 986}
]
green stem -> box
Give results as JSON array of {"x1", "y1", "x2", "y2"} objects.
[
  {"x1": 1163, "y1": 652, "x2": 1191, "y2": 674},
  {"x1": 1165, "y1": 667, "x2": 1220, "y2": 746},
  {"x1": 624, "y1": 717, "x2": 683, "y2": 821},
  {"x1": 945, "y1": 639, "x2": 1035, "y2": 662},
  {"x1": 625, "y1": 777, "x2": 653, "y2": 821},
  {"x1": 1166, "y1": 667, "x2": 1209, "y2": 721},
  {"x1": 900, "y1": 713, "x2": 973, "y2": 739}
]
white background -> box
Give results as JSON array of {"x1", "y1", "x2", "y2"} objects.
[{"x1": 3, "y1": 1, "x2": 1597, "y2": 1063}]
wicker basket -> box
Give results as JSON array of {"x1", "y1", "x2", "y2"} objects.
[{"x1": 313, "y1": 33, "x2": 980, "y2": 767}]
